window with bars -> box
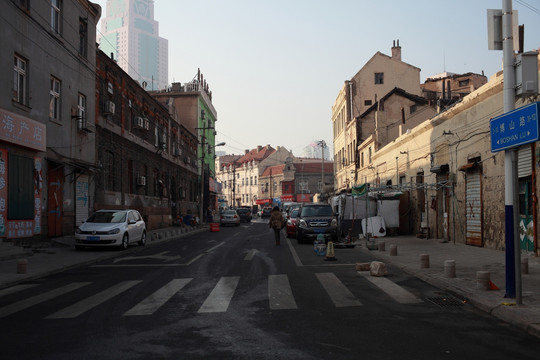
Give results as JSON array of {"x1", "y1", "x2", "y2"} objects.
[{"x1": 77, "y1": 93, "x2": 86, "y2": 129}]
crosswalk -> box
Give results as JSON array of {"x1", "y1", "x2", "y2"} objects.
[{"x1": 0, "y1": 272, "x2": 422, "y2": 320}]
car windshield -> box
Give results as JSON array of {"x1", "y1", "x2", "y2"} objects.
[
  {"x1": 223, "y1": 210, "x2": 236, "y2": 216},
  {"x1": 290, "y1": 208, "x2": 299, "y2": 217},
  {"x1": 87, "y1": 211, "x2": 127, "y2": 223},
  {"x1": 301, "y1": 205, "x2": 333, "y2": 217},
  {"x1": 237, "y1": 209, "x2": 249, "y2": 214}
]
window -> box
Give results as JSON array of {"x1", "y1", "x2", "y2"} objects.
[
  {"x1": 49, "y1": 77, "x2": 61, "y2": 121},
  {"x1": 13, "y1": 55, "x2": 27, "y2": 105},
  {"x1": 79, "y1": 17, "x2": 88, "y2": 58},
  {"x1": 459, "y1": 79, "x2": 469, "y2": 87},
  {"x1": 368, "y1": 147, "x2": 372, "y2": 164},
  {"x1": 410, "y1": 104, "x2": 417, "y2": 114},
  {"x1": 77, "y1": 93, "x2": 86, "y2": 129},
  {"x1": 375, "y1": 73, "x2": 384, "y2": 84},
  {"x1": 51, "y1": 0, "x2": 61, "y2": 34},
  {"x1": 364, "y1": 100, "x2": 372, "y2": 106}
]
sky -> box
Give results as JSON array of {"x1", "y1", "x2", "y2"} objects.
[{"x1": 93, "y1": 0, "x2": 540, "y2": 159}]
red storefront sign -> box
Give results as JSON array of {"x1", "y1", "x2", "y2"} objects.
[
  {"x1": 256, "y1": 199, "x2": 271, "y2": 205},
  {"x1": 296, "y1": 193, "x2": 312, "y2": 202},
  {"x1": 281, "y1": 194, "x2": 294, "y2": 201},
  {"x1": 0, "y1": 109, "x2": 46, "y2": 151}
]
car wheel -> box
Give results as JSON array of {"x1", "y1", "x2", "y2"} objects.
[
  {"x1": 138, "y1": 231, "x2": 146, "y2": 246},
  {"x1": 120, "y1": 233, "x2": 129, "y2": 250}
]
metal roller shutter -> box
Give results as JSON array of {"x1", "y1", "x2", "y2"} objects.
[{"x1": 465, "y1": 170, "x2": 482, "y2": 246}]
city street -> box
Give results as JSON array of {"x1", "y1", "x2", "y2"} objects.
[{"x1": 1, "y1": 220, "x2": 539, "y2": 359}]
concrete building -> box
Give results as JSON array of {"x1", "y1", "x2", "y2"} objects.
[
  {"x1": 95, "y1": 50, "x2": 198, "y2": 229},
  {"x1": 0, "y1": 0, "x2": 100, "y2": 240},
  {"x1": 355, "y1": 55, "x2": 540, "y2": 253},
  {"x1": 98, "y1": 0, "x2": 168, "y2": 91},
  {"x1": 333, "y1": 40, "x2": 424, "y2": 194}
]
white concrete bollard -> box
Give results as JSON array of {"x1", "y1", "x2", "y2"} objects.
[
  {"x1": 389, "y1": 244, "x2": 398, "y2": 256},
  {"x1": 378, "y1": 241, "x2": 385, "y2": 251},
  {"x1": 444, "y1": 260, "x2": 456, "y2": 278},
  {"x1": 476, "y1": 270, "x2": 491, "y2": 291},
  {"x1": 17, "y1": 259, "x2": 28, "y2": 274},
  {"x1": 420, "y1": 254, "x2": 430, "y2": 268}
]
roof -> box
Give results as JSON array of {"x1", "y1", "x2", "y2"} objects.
[
  {"x1": 236, "y1": 145, "x2": 276, "y2": 164},
  {"x1": 260, "y1": 164, "x2": 285, "y2": 177},
  {"x1": 359, "y1": 87, "x2": 428, "y2": 119},
  {"x1": 293, "y1": 162, "x2": 334, "y2": 173}
]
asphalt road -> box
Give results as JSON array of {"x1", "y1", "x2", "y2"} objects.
[{"x1": 1, "y1": 219, "x2": 540, "y2": 359}]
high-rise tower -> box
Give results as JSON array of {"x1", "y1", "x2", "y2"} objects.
[{"x1": 98, "y1": 0, "x2": 168, "y2": 90}]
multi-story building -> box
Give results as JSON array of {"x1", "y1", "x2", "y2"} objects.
[
  {"x1": 421, "y1": 72, "x2": 488, "y2": 104},
  {"x1": 95, "y1": 50, "x2": 198, "y2": 229},
  {"x1": 333, "y1": 40, "x2": 425, "y2": 194},
  {"x1": 0, "y1": 0, "x2": 100, "y2": 240},
  {"x1": 151, "y1": 74, "x2": 219, "y2": 218},
  {"x1": 98, "y1": 0, "x2": 168, "y2": 91}
]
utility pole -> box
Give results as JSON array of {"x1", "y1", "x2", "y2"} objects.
[{"x1": 318, "y1": 140, "x2": 326, "y2": 193}]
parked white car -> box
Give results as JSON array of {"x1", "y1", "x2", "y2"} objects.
[{"x1": 75, "y1": 209, "x2": 146, "y2": 250}]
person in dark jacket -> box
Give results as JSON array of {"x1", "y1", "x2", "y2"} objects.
[{"x1": 269, "y1": 206, "x2": 285, "y2": 245}]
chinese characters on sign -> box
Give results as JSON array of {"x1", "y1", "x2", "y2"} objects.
[
  {"x1": 0, "y1": 109, "x2": 46, "y2": 152},
  {"x1": 490, "y1": 102, "x2": 540, "y2": 152}
]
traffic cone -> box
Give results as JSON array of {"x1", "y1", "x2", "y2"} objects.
[
  {"x1": 489, "y1": 281, "x2": 499, "y2": 290},
  {"x1": 324, "y1": 241, "x2": 337, "y2": 261}
]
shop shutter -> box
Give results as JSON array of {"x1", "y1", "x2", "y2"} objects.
[
  {"x1": 518, "y1": 145, "x2": 532, "y2": 178},
  {"x1": 465, "y1": 170, "x2": 482, "y2": 246}
]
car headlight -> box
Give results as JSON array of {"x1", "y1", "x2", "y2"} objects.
[
  {"x1": 331, "y1": 219, "x2": 337, "y2": 227},
  {"x1": 106, "y1": 228, "x2": 121, "y2": 235},
  {"x1": 287, "y1": 219, "x2": 292, "y2": 225},
  {"x1": 299, "y1": 220, "x2": 307, "y2": 227}
]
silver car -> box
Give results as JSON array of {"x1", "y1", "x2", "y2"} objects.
[
  {"x1": 220, "y1": 209, "x2": 240, "y2": 226},
  {"x1": 75, "y1": 209, "x2": 146, "y2": 250}
]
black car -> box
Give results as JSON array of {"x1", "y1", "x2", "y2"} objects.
[
  {"x1": 295, "y1": 203, "x2": 338, "y2": 244},
  {"x1": 236, "y1": 208, "x2": 252, "y2": 222},
  {"x1": 261, "y1": 207, "x2": 273, "y2": 218}
]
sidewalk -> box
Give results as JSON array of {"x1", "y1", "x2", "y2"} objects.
[
  {"x1": 356, "y1": 236, "x2": 540, "y2": 339},
  {"x1": 0, "y1": 225, "x2": 207, "y2": 290},
  {"x1": 1, "y1": 227, "x2": 540, "y2": 339}
]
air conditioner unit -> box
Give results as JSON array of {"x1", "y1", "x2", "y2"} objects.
[
  {"x1": 104, "y1": 101, "x2": 115, "y2": 115},
  {"x1": 136, "y1": 175, "x2": 146, "y2": 186},
  {"x1": 173, "y1": 147, "x2": 181, "y2": 156}
]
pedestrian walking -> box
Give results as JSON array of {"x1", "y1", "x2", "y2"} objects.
[{"x1": 269, "y1": 206, "x2": 285, "y2": 245}]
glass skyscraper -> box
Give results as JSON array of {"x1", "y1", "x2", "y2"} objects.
[{"x1": 98, "y1": 0, "x2": 168, "y2": 91}]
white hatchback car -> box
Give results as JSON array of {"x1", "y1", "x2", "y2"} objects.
[{"x1": 75, "y1": 209, "x2": 146, "y2": 250}]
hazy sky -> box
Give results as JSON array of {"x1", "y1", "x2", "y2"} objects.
[{"x1": 93, "y1": 0, "x2": 540, "y2": 158}]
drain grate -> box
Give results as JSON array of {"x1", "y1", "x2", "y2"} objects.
[{"x1": 426, "y1": 296, "x2": 466, "y2": 308}]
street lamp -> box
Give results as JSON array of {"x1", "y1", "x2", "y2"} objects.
[{"x1": 200, "y1": 140, "x2": 225, "y2": 224}]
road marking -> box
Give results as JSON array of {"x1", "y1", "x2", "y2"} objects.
[
  {"x1": 0, "y1": 284, "x2": 38, "y2": 298},
  {"x1": 316, "y1": 272, "x2": 362, "y2": 307},
  {"x1": 113, "y1": 251, "x2": 182, "y2": 263},
  {"x1": 358, "y1": 272, "x2": 423, "y2": 304},
  {"x1": 124, "y1": 278, "x2": 192, "y2": 316},
  {"x1": 198, "y1": 276, "x2": 239, "y2": 313},
  {"x1": 244, "y1": 249, "x2": 258, "y2": 261},
  {"x1": 46, "y1": 280, "x2": 142, "y2": 319},
  {"x1": 0, "y1": 282, "x2": 90, "y2": 318},
  {"x1": 268, "y1": 274, "x2": 297, "y2": 310}
]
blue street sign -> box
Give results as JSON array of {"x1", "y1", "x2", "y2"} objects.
[{"x1": 490, "y1": 102, "x2": 540, "y2": 152}]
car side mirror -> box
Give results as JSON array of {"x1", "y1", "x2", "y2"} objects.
[{"x1": 128, "y1": 220, "x2": 136, "y2": 225}]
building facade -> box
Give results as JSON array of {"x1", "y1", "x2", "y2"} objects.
[
  {"x1": 0, "y1": 0, "x2": 100, "y2": 240},
  {"x1": 98, "y1": 0, "x2": 168, "y2": 91},
  {"x1": 95, "y1": 50, "x2": 198, "y2": 229}
]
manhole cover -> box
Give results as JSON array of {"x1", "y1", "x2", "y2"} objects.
[{"x1": 426, "y1": 296, "x2": 466, "y2": 308}]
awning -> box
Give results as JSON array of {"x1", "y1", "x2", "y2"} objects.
[
  {"x1": 281, "y1": 194, "x2": 294, "y2": 201},
  {"x1": 430, "y1": 164, "x2": 449, "y2": 173},
  {"x1": 459, "y1": 162, "x2": 479, "y2": 172}
]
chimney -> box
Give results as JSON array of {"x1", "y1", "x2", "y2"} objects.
[
  {"x1": 257, "y1": 145, "x2": 263, "y2": 151},
  {"x1": 245, "y1": 149, "x2": 249, "y2": 155},
  {"x1": 391, "y1": 39, "x2": 401, "y2": 61},
  {"x1": 171, "y1": 82, "x2": 182, "y2": 92}
]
